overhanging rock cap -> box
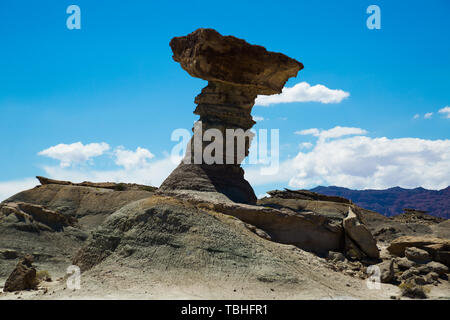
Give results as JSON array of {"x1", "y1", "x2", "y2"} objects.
[{"x1": 169, "y1": 28, "x2": 303, "y2": 95}]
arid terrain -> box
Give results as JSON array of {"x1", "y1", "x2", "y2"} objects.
[
  {"x1": 0, "y1": 178, "x2": 448, "y2": 300},
  {"x1": 1, "y1": 28, "x2": 449, "y2": 301}
]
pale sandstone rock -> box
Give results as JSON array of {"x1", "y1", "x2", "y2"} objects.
[{"x1": 343, "y1": 208, "x2": 380, "y2": 259}]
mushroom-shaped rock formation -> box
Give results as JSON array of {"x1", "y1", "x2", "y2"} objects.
[{"x1": 160, "y1": 29, "x2": 303, "y2": 204}]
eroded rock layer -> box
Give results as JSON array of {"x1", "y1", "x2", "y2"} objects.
[{"x1": 159, "y1": 29, "x2": 303, "y2": 204}]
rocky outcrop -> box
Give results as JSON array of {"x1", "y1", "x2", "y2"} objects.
[
  {"x1": 395, "y1": 258, "x2": 448, "y2": 288},
  {"x1": 417, "y1": 262, "x2": 448, "y2": 276},
  {"x1": 159, "y1": 29, "x2": 303, "y2": 204},
  {"x1": 404, "y1": 247, "x2": 431, "y2": 264},
  {"x1": 344, "y1": 235, "x2": 367, "y2": 260},
  {"x1": 4, "y1": 182, "x2": 155, "y2": 230},
  {"x1": 200, "y1": 200, "x2": 344, "y2": 255},
  {"x1": 161, "y1": 191, "x2": 345, "y2": 256},
  {"x1": 0, "y1": 201, "x2": 76, "y2": 232},
  {"x1": 373, "y1": 236, "x2": 450, "y2": 290},
  {"x1": 0, "y1": 179, "x2": 156, "y2": 280},
  {"x1": 36, "y1": 176, "x2": 157, "y2": 192},
  {"x1": 393, "y1": 209, "x2": 445, "y2": 224},
  {"x1": 258, "y1": 190, "x2": 379, "y2": 260},
  {"x1": 343, "y1": 208, "x2": 380, "y2": 259},
  {"x1": 73, "y1": 195, "x2": 319, "y2": 274},
  {"x1": 431, "y1": 220, "x2": 450, "y2": 239},
  {"x1": 374, "y1": 259, "x2": 395, "y2": 283},
  {"x1": 267, "y1": 189, "x2": 351, "y2": 204},
  {"x1": 258, "y1": 192, "x2": 351, "y2": 223},
  {"x1": 3, "y1": 255, "x2": 38, "y2": 292},
  {"x1": 387, "y1": 236, "x2": 450, "y2": 267}
]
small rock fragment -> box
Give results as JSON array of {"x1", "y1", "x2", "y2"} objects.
[
  {"x1": 3, "y1": 255, "x2": 39, "y2": 292},
  {"x1": 396, "y1": 257, "x2": 416, "y2": 270},
  {"x1": 327, "y1": 251, "x2": 346, "y2": 262},
  {"x1": 374, "y1": 259, "x2": 395, "y2": 283}
]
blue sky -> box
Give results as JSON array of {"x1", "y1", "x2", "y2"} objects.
[{"x1": 1, "y1": 0, "x2": 449, "y2": 200}]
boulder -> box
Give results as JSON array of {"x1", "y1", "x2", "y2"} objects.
[
  {"x1": 424, "y1": 272, "x2": 439, "y2": 284},
  {"x1": 419, "y1": 261, "x2": 448, "y2": 276},
  {"x1": 374, "y1": 259, "x2": 395, "y2": 283},
  {"x1": 344, "y1": 235, "x2": 366, "y2": 260},
  {"x1": 3, "y1": 255, "x2": 38, "y2": 292},
  {"x1": 412, "y1": 275, "x2": 427, "y2": 286},
  {"x1": 387, "y1": 236, "x2": 450, "y2": 256},
  {"x1": 400, "y1": 267, "x2": 420, "y2": 280},
  {"x1": 436, "y1": 251, "x2": 450, "y2": 268},
  {"x1": 400, "y1": 280, "x2": 428, "y2": 299},
  {"x1": 343, "y1": 208, "x2": 379, "y2": 259},
  {"x1": 404, "y1": 247, "x2": 431, "y2": 264},
  {"x1": 387, "y1": 236, "x2": 450, "y2": 267},
  {"x1": 396, "y1": 257, "x2": 416, "y2": 270}
]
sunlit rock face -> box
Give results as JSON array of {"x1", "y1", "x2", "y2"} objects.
[{"x1": 160, "y1": 28, "x2": 303, "y2": 204}]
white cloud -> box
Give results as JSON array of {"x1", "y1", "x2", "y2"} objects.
[
  {"x1": 300, "y1": 142, "x2": 313, "y2": 149},
  {"x1": 245, "y1": 126, "x2": 450, "y2": 191},
  {"x1": 424, "y1": 112, "x2": 433, "y2": 119},
  {"x1": 438, "y1": 106, "x2": 450, "y2": 119},
  {"x1": 296, "y1": 128, "x2": 320, "y2": 136},
  {"x1": 41, "y1": 155, "x2": 180, "y2": 188},
  {"x1": 0, "y1": 178, "x2": 38, "y2": 202},
  {"x1": 252, "y1": 115, "x2": 264, "y2": 121},
  {"x1": 38, "y1": 142, "x2": 110, "y2": 167},
  {"x1": 0, "y1": 153, "x2": 178, "y2": 202},
  {"x1": 255, "y1": 82, "x2": 350, "y2": 106},
  {"x1": 413, "y1": 114, "x2": 420, "y2": 119},
  {"x1": 296, "y1": 126, "x2": 368, "y2": 142},
  {"x1": 114, "y1": 146, "x2": 155, "y2": 170},
  {"x1": 34, "y1": 142, "x2": 176, "y2": 188},
  {"x1": 0, "y1": 138, "x2": 182, "y2": 200}
]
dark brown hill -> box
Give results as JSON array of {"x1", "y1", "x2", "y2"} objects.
[{"x1": 310, "y1": 186, "x2": 450, "y2": 219}]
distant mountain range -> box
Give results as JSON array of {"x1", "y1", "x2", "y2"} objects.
[{"x1": 310, "y1": 186, "x2": 450, "y2": 219}]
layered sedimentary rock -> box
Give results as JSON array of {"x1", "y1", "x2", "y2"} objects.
[
  {"x1": 343, "y1": 208, "x2": 380, "y2": 259},
  {"x1": 159, "y1": 29, "x2": 303, "y2": 204},
  {"x1": 0, "y1": 201, "x2": 77, "y2": 232},
  {"x1": 259, "y1": 190, "x2": 380, "y2": 259},
  {"x1": 36, "y1": 176, "x2": 157, "y2": 192}
]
